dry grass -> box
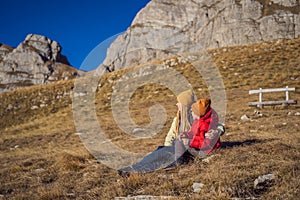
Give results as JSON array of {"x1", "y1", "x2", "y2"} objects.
[
  {"x1": 0, "y1": 37, "x2": 300, "y2": 199},
  {"x1": 256, "y1": 0, "x2": 300, "y2": 16}
]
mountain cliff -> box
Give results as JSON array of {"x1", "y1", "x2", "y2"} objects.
[
  {"x1": 101, "y1": 0, "x2": 300, "y2": 72},
  {"x1": 0, "y1": 34, "x2": 82, "y2": 92}
]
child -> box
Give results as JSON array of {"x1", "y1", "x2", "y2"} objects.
[{"x1": 176, "y1": 98, "x2": 222, "y2": 160}]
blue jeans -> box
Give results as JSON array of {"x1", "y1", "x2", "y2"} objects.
[{"x1": 118, "y1": 139, "x2": 197, "y2": 173}]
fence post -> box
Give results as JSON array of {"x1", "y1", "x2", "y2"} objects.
[
  {"x1": 286, "y1": 86, "x2": 289, "y2": 101},
  {"x1": 259, "y1": 88, "x2": 263, "y2": 109}
]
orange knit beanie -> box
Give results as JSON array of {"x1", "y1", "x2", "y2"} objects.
[{"x1": 192, "y1": 98, "x2": 211, "y2": 117}]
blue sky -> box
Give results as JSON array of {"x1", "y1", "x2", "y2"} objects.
[{"x1": 0, "y1": 0, "x2": 151, "y2": 71}]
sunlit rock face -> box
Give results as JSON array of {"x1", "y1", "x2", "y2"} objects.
[
  {"x1": 0, "y1": 34, "x2": 81, "y2": 92},
  {"x1": 102, "y1": 0, "x2": 300, "y2": 72}
]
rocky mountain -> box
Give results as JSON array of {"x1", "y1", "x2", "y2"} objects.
[
  {"x1": 101, "y1": 0, "x2": 300, "y2": 72},
  {"x1": 0, "y1": 34, "x2": 82, "y2": 92}
]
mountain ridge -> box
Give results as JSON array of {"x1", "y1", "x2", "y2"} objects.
[{"x1": 0, "y1": 34, "x2": 84, "y2": 92}]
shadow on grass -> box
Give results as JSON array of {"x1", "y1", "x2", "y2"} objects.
[{"x1": 221, "y1": 138, "x2": 276, "y2": 149}]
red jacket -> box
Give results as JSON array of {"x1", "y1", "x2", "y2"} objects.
[{"x1": 187, "y1": 108, "x2": 221, "y2": 153}]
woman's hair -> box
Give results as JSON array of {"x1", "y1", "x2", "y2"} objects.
[
  {"x1": 175, "y1": 105, "x2": 193, "y2": 135},
  {"x1": 174, "y1": 90, "x2": 196, "y2": 136}
]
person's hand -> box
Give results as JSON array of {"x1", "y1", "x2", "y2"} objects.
[
  {"x1": 217, "y1": 123, "x2": 225, "y2": 136},
  {"x1": 179, "y1": 132, "x2": 188, "y2": 139},
  {"x1": 205, "y1": 129, "x2": 218, "y2": 139}
]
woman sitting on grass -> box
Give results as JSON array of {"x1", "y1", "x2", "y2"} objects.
[{"x1": 164, "y1": 89, "x2": 196, "y2": 146}]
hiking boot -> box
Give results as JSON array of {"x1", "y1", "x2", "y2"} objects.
[
  {"x1": 117, "y1": 166, "x2": 134, "y2": 178},
  {"x1": 164, "y1": 157, "x2": 184, "y2": 171},
  {"x1": 118, "y1": 170, "x2": 131, "y2": 178}
]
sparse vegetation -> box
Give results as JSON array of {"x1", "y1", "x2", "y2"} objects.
[
  {"x1": 129, "y1": 23, "x2": 145, "y2": 30},
  {"x1": 0, "y1": 38, "x2": 300, "y2": 199},
  {"x1": 256, "y1": 0, "x2": 300, "y2": 16}
]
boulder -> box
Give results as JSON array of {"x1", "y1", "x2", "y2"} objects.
[
  {"x1": 192, "y1": 182, "x2": 205, "y2": 193},
  {"x1": 254, "y1": 174, "x2": 275, "y2": 190},
  {"x1": 241, "y1": 114, "x2": 250, "y2": 121}
]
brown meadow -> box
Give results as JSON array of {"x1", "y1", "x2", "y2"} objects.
[{"x1": 1, "y1": 38, "x2": 299, "y2": 199}]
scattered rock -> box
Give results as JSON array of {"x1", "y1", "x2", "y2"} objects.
[
  {"x1": 40, "y1": 104, "x2": 47, "y2": 108},
  {"x1": 192, "y1": 182, "x2": 204, "y2": 193},
  {"x1": 225, "y1": 132, "x2": 235, "y2": 136},
  {"x1": 295, "y1": 112, "x2": 300, "y2": 116},
  {"x1": 66, "y1": 193, "x2": 75, "y2": 197},
  {"x1": 35, "y1": 168, "x2": 46, "y2": 173},
  {"x1": 7, "y1": 104, "x2": 13, "y2": 110},
  {"x1": 202, "y1": 155, "x2": 218, "y2": 163},
  {"x1": 254, "y1": 110, "x2": 264, "y2": 117},
  {"x1": 10, "y1": 145, "x2": 19, "y2": 151},
  {"x1": 114, "y1": 195, "x2": 174, "y2": 200},
  {"x1": 241, "y1": 114, "x2": 250, "y2": 121},
  {"x1": 31, "y1": 105, "x2": 39, "y2": 110},
  {"x1": 254, "y1": 174, "x2": 275, "y2": 190}
]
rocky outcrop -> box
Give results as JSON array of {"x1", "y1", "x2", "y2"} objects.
[
  {"x1": 0, "y1": 34, "x2": 82, "y2": 92},
  {"x1": 101, "y1": 0, "x2": 300, "y2": 72},
  {"x1": 0, "y1": 43, "x2": 13, "y2": 61}
]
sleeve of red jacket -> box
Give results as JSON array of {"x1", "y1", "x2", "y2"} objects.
[
  {"x1": 203, "y1": 110, "x2": 220, "y2": 151},
  {"x1": 208, "y1": 110, "x2": 219, "y2": 130}
]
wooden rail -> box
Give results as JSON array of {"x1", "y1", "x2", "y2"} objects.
[{"x1": 248, "y1": 86, "x2": 297, "y2": 108}]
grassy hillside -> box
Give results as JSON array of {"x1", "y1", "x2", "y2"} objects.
[{"x1": 0, "y1": 37, "x2": 299, "y2": 199}]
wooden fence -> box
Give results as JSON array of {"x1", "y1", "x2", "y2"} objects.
[{"x1": 248, "y1": 86, "x2": 297, "y2": 108}]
